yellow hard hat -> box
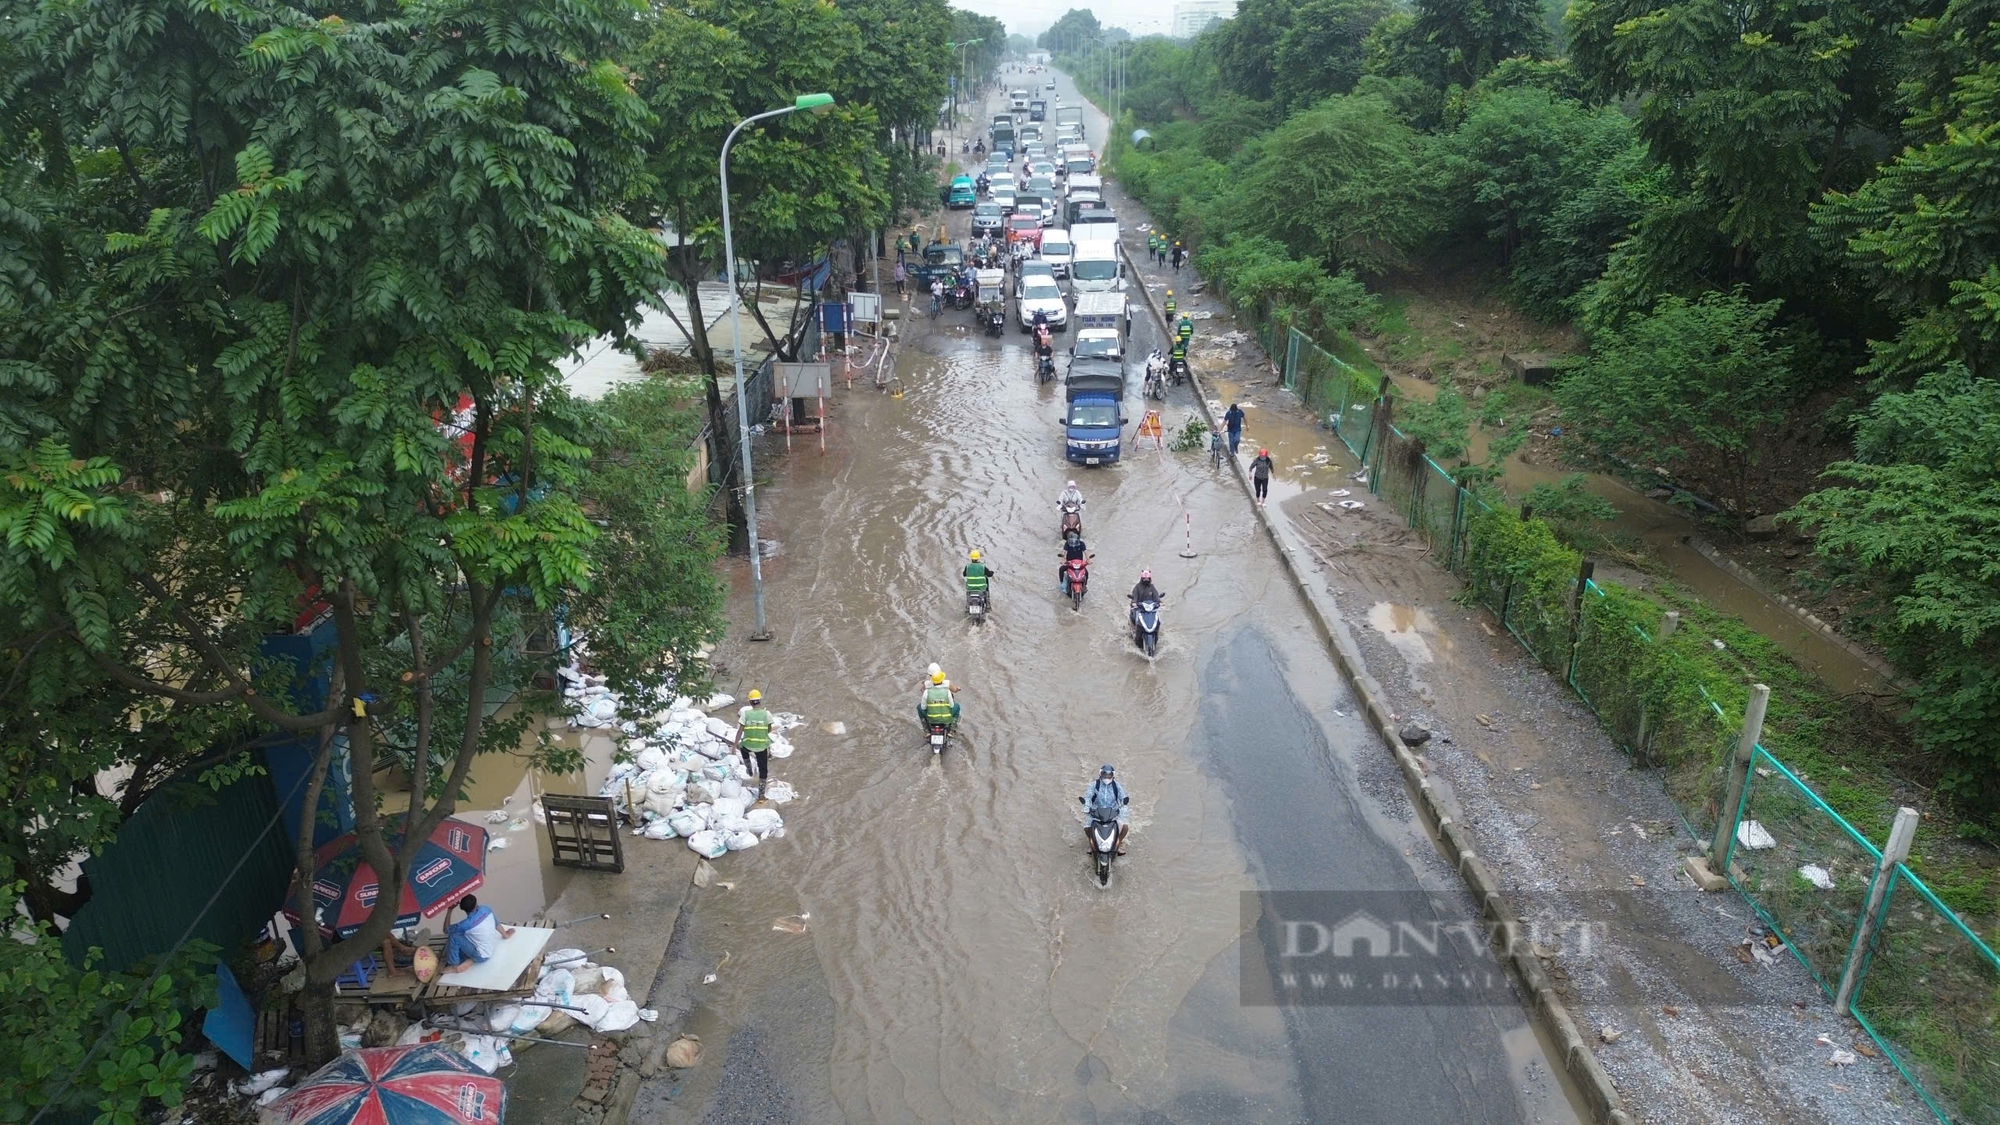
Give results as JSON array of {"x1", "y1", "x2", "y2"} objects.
[
  {"x1": 747, "y1": 689, "x2": 762, "y2": 701},
  {"x1": 969, "y1": 549, "x2": 981, "y2": 561},
  {"x1": 931, "y1": 670, "x2": 945, "y2": 684},
  {"x1": 1166, "y1": 288, "x2": 1174, "y2": 296}
]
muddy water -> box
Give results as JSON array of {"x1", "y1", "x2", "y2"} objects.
[{"x1": 645, "y1": 78, "x2": 1579, "y2": 1124}]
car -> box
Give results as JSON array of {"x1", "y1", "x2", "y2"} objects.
[
  {"x1": 1029, "y1": 161, "x2": 1057, "y2": 182},
  {"x1": 1017, "y1": 274, "x2": 1068, "y2": 331},
  {"x1": 1015, "y1": 260, "x2": 1056, "y2": 296},
  {"x1": 992, "y1": 187, "x2": 1017, "y2": 214},
  {"x1": 987, "y1": 171, "x2": 1016, "y2": 195},
  {"x1": 1039, "y1": 233, "x2": 1074, "y2": 277},
  {"x1": 947, "y1": 175, "x2": 976, "y2": 208},
  {"x1": 1047, "y1": 80, "x2": 1056, "y2": 90},
  {"x1": 1005, "y1": 212, "x2": 1043, "y2": 253},
  {"x1": 1026, "y1": 174, "x2": 1055, "y2": 196},
  {"x1": 971, "y1": 201, "x2": 1004, "y2": 236}
]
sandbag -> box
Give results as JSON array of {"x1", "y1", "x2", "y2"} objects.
[
  {"x1": 686, "y1": 830, "x2": 728, "y2": 859},
  {"x1": 714, "y1": 813, "x2": 751, "y2": 835},
  {"x1": 588, "y1": 698, "x2": 619, "y2": 722},
  {"x1": 692, "y1": 738, "x2": 730, "y2": 761},
  {"x1": 509, "y1": 1004, "x2": 550, "y2": 1034},
  {"x1": 763, "y1": 781, "x2": 796, "y2": 804},
  {"x1": 725, "y1": 830, "x2": 759, "y2": 851},
  {"x1": 670, "y1": 707, "x2": 704, "y2": 724},
  {"x1": 573, "y1": 993, "x2": 611, "y2": 1029},
  {"x1": 543, "y1": 949, "x2": 587, "y2": 971},
  {"x1": 743, "y1": 809, "x2": 784, "y2": 835},
  {"x1": 569, "y1": 965, "x2": 605, "y2": 995},
  {"x1": 703, "y1": 716, "x2": 738, "y2": 741},
  {"x1": 718, "y1": 778, "x2": 744, "y2": 801},
  {"x1": 635, "y1": 747, "x2": 668, "y2": 771},
  {"x1": 768, "y1": 733, "x2": 794, "y2": 760},
  {"x1": 710, "y1": 796, "x2": 748, "y2": 821},
  {"x1": 641, "y1": 820, "x2": 676, "y2": 840},
  {"x1": 700, "y1": 763, "x2": 729, "y2": 782},
  {"x1": 535, "y1": 967, "x2": 575, "y2": 1008},
  {"x1": 646, "y1": 770, "x2": 680, "y2": 795},
  {"x1": 702, "y1": 693, "x2": 735, "y2": 710},
  {"x1": 537, "y1": 1011, "x2": 577, "y2": 1036},
  {"x1": 457, "y1": 1033, "x2": 512, "y2": 1074},
  {"x1": 665, "y1": 1035, "x2": 702, "y2": 1068},
  {"x1": 685, "y1": 780, "x2": 718, "y2": 805},
  {"x1": 596, "y1": 999, "x2": 642, "y2": 1032},
  {"x1": 665, "y1": 810, "x2": 703, "y2": 838},
  {"x1": 488, "y1": 1004, "x2": 522, "y2": 1032}
]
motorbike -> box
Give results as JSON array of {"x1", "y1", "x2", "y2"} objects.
[
  {"x1": 1143, "y1": 364, "x2": 1166, "y2": 400},
  {"x1": 1130, "y1": 597, "x2": 1163, "y2": 657},
  {"x1": 1168, "y1": 355, "x2": 1190, "y2": 386},
  {"x1": 1058, "y1": 503, "x2": 1083, "y2": 540},
  {"x1": 927, "y1": 721, "x2": 952, "y2": 754},
  {"x1": 1036, "y1": 351, "x2": 1055, "y2": 383},
  {"x1": 983, "y1": 305, "x2": 1006, "y2": 337},
  {"x1": 951, "y1": 279, "x2": 975, "y2": 310},
  {"x1": 1081, "y1": 796, "x2": 1126, "y2": 885},
  {"x1": 967, "y1": 588, "x2": 988, "y2": 623},
  {"x1": 1062, "y1": 557, "x2": 1090, "y2": 611}
]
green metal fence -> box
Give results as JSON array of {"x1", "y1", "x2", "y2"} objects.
[{"x1": 1222, "y1": 304, "x2": 2000, "y2": 1124}]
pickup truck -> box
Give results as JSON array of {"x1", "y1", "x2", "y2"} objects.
[
  {"x1": 1064, "y1": 357, "x2": 1126, "y2": 465},
  {"x1": 909, "y1": 241, "x2": 965, "y2": 290}
]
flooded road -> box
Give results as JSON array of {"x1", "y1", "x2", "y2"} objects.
[{"x1": 635, "y1": 76, "x2": 1576, "y2": 1125}]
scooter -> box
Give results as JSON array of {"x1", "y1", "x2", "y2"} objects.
[
  {"x1": 1143, "y1": 364, "x2": 1165, "y2": 400},
  {"x1": 984, "y1": 307, "x2": 1006, "y2": 337},
  {"x1": 1062, "y1": 556, "x2": 1090, "y2": 612},
  {"x1": 1168, "y1": 355, "x2": 1189, "y2": 387},
  {"x1": 1130, "y1": 597, "x2": 1163, "y2": 657},
  {"x1": 1081, "y1": 796, "x2": 1126, "y2": 885},
  {"x1": 967, "y1": 588, "x2": 988, "y2": 623},
  {"x1": 1058, "y1": 504, "x2": 1082, "y2": 540},
  {"x1": 1036, "y1": 351, "x2": 1056, "y2": 383},
  {"x1": 951, "y1": 280, "x2": 975, "y2": 310},
  {"x1": 927, "y1": 722, "x2": 952, "y2": 754}
]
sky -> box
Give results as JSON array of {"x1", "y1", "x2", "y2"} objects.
[{"x1": 952, "y1": 0, "x2": 1180, "y2": 39}]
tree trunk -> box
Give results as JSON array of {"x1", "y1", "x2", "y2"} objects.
[{"x1": 671, "y1": 215, "x2": 748, "y2": 542}]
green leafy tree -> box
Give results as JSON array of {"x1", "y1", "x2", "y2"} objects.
[
  {"x1": 1, "y1": 0, "x2": 723, "y2": 1079},
  {"x1": 1206, "y1": 0, "x2": 1294, "y2": 102},
  {"x1": 1788, "y1": 367, "x2": 2000, "y2": 821},
  {"x1": 1199, "y1": 235, "x2": 1380, "y2": 333},
  {"x1": 1271, "y1": 0, "x2": 1398, "y2": 111},
  {"x1": 1813, "y1": 0, "x2": 2000, "y2": 384},
  {"x1": 1407, "y1": 0, "x2": 1547, "y2": 88},
  {"x1": 1, "y1": 890, "x2": 217, "y2": 1125},
  {"x1": 1225, "y1": 94, "x2": 1435, "y2": 274},
  {"x1": 1040, "y1": 8, "x2": 1104, "y2": 53},
  {"x1": 1554, "y1": 292, "x2": 1799, "y2": 521},
  {"x1": 1567, "y1": 0, "x2": 1918, "y2": 321}
]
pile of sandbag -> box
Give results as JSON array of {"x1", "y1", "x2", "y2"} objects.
[{"x1": 588, "y1": 696, "x2": 800, "y2": 859}]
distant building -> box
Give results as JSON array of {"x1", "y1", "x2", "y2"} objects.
[{"x1": 1171, "y1": 0, "x2": 1236, "y2": 37}]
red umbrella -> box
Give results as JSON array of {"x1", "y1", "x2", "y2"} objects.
[
  {"x1": 262, "y1": 1043, "x2": 505, "y2": 1124},
  {"x1": 284, "y1": 818, "x2": 489, "y2": 938}
]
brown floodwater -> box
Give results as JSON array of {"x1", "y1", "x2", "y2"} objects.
[{"x1": 634, "y1": 88, "x2": 1584, "y2": 1121}]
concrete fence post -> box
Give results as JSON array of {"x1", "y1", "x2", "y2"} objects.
[
  {"x1": 1635, "y1": 611, "x2": 1680, "y2": 759},
  {"x1": 1710, "y1": 684, "x2": 1771, "y2": 871},
  {"x1": 1835, "y1": 806, "x2": 1919, "y2": 1016}
]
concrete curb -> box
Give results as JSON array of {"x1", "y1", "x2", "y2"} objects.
[{"x1": 1117, "y1": 238, "x2": 1632, "y2": 1125}]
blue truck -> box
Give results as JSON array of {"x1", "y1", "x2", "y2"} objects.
[{"x1": 1064, "y1": 356, "x2": 1126, "y2": 465}]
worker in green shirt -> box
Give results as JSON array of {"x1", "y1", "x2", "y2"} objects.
[
  {"x1": 736, "y1": 689, "x2": 774, "y2": 794},
  {"x1": 1163, "y1": 289, "x2": 1177, "y2": 325},
  {"x1": 917, "y1": 669, "x2": 961, "y2": 730},
  {"x1": 963, "y1": 548, "x2": 994, "y2": 604}
]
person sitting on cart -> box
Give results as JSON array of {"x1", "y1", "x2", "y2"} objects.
[{"x1": 441, "y1": 894, "x2": 517, "y2": 974}]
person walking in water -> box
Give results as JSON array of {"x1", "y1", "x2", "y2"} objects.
[
  {"x1": 736, "y1": 689, "x2": 775, "y2": 800},
  {"x1": 1223, "y1": 403, "x2": 1245, "y2": 456},
  {"x1": 1249, "y1": 447, "x2": 1275, "y2": 507}
]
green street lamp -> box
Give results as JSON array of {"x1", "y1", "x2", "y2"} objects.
[{"x1": 718, "y1": 92, "x2": 835, "y2": 640}]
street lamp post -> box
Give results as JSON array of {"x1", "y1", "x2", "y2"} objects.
[
  {"x1": 950, "y1": 38, "x2": 984, "y2": 126},
  {"x1": 719, "y1": 92, "x2": 835, "y2": 642}
]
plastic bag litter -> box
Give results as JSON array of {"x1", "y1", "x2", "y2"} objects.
[
  {"x1": 768, "y1": 734, "x2": 795, "y2": 760},
  {"x1": 484, "y1": 810, "x2": 510, "y2": 824},
  {"x1": 233, "y1": 1068, "x2": 290, "y2": 1097},
  {"x1": 686, "y1": 830, "x2": 728, "y2": 859},
  {"x1": 666, "y1": 810, "x2": 704, "y2": 838},
  {"x1": 763, "y1": 781, "x2": 797, "y2": 804},
  {"x1": 641, "y1": 820, "x2": 677, "y2": 840},
  {"x1": 743, "y1": 809, "x2": 784, "y2": 836},
  {"x1": 703, "y1": 693, "x2": 735, "y2": 710},
  {"x1": 487, "y1": 836, "x2": 509, "y2": 851},
  {"x1": 1736, "y1": 820, "x2": 1777, "y2": 850},
  {"x1": 257, "y1": 1085, "x2": 291, "y2": 1107},
  {"x1": 665, "y1": 1035, "x2": 703, "y2": 1068},
  {"x1": 1799, "y1": 864, "x2": 1836, "y2": 890}
]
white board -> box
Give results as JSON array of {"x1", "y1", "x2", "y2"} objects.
[{"x1": 440, "y1": 925, "x2": 555, "y2": 991}]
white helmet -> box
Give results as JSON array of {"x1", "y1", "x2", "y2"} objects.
[
  {"x1": 927, "y1": 662, "x2": 941, "y2": 678},
  {"x1": 1066, "y1": 479, "x2": 1077, "y2": 488}
]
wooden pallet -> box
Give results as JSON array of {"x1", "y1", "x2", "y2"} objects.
[
  {"x1": 255, "y1": 1008, "x2": 306, "y2": 1065},
  {"x1": 352, "y1": 932, "x2": 542, "y2": 1013}
]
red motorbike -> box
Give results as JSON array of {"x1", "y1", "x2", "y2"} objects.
[{"x1": 1062, "y1": 556, "x2": 1091, "y2": 612}]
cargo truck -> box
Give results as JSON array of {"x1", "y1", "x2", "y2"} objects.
[{"x1": 1064, "y1": 356, "x2": 1126, "y2": 465}]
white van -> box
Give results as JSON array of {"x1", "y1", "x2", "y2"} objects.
[
  {"x1": 1040, "y1": 231, "x2": 1074, "y2": 277},
  {"x1": 1067, "y1": 238, "x2": 1122, "y2": 293},
  {"x1": 1010, "y1": 89, "x2": 1029, "y2": 111}
]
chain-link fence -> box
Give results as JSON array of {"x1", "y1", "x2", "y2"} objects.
[{"x1": 1221, "y1": 299, "x2": 2000, "y2": 1125}]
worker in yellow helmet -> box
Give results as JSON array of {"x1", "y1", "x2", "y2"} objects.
[
  {"x1": 963, "y1": 548, "x2": 995, "y2": 606},
  {"x1": 917, "y1": 667, "x2": 960, "y2": 731},
  {"x1": 736, "y1": 689, "x2": 774, "y2": 795}
]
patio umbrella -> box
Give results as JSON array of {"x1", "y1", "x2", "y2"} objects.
[
  {"x1": 286, "y1": 817, "x2": 489, "y2": 938},
  {"x1": 263, "y1": 1043, "x2": 505, "y2": 1124}
]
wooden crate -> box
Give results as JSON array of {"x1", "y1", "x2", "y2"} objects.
[{"x1": 543, "y1": 794, "x2": 624, "y2": 873}]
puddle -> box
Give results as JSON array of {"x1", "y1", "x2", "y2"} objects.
[{"x1": 1368, "y1": 602, "x2": 1439, "y2": 665}]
